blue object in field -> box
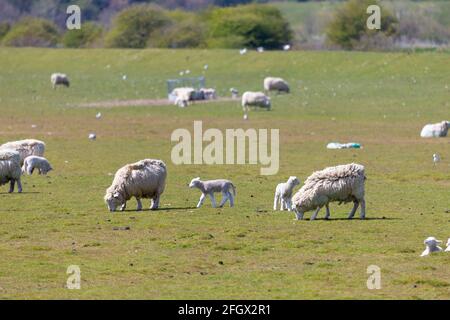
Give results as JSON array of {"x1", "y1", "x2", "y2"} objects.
[{"x1": 327, "y1": 142, "x2": 362, "y2": 149}]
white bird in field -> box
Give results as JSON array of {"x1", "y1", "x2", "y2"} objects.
[
  {"x1": 433, "y1": 153, "x2": 440, "y2": 165},
  {"x1": 122, "y1": 75, "x2": 127, "y2": 80},
  {"x1": 421, "y1": 237, "x2": 443, "y2": 257},
  {"x1": 283, "y1": 44, "x2": 291, "y2": 51},
  {"x1": 446, "y1": 238, "x2": 450, "y2": 252},
  {"x1": 185, "y1": 69, "x2": 191, "y2": 75},
  {"x1": 88, "y1": 133, "x2": 96, "y2": 141},
  {"x1": 96, "y1": 112, "x2": 102, "y2": 119},
  {"x1": 239, "y1": 48, "x2": 247, "y2": 55},
  {"x1": 243, "y1": 114, "x2": 248, "y2": 121}
]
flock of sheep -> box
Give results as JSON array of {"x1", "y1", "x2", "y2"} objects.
[{"x1": 1, "y1": 71, "x2": 447, "y2": 259}]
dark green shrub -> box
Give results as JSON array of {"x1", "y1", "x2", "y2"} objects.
[
  {"x1": 63, "y1": 22, "x2": 103, "y2": 48},
  {"x1": 2, "y1": 17, "x2": 60, "y2": 47},
  {"x1": 0, "y1": 22, "x2": 11, "y2": 41},
  {"x1": 105, "y1": 5, "x2": 171, "y2": 48},
  {"x1": 205, "y1": 4, "x2": 293, "y2": 49},
  {"x1": 326, "y1": 0, "x2": 397, "y2": 50}
]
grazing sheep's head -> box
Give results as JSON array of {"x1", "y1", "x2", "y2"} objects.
[
  {"x1": 288, "y1": 176, "x2": 300, "y2": 187},
  {"x1": 189, "y1": 177, "x2": 201, "y2": 188},
  {"x1": 104, "y1": 191, "x2": 123, "y2": 212},
  {"x1": 444, "y1": 121, "x2": 450, "y2": 129},
  {"x1": 42, "y1": 165, "x2": 53, "y2": 175},
  {"x1": 424, "y1": 237, "x2": 441, "y2": 247}
]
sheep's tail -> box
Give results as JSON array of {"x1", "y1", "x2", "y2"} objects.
[{"x1": 230, "y1": 183, "x2": 236, "y2": 197}]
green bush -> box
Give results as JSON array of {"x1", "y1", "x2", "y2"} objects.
[
  {"x1": 326, "y1": 0, "x2": 397, "y2": 50},
  {"x1": 149, "y1": 11, "x2": 206, "y2": 49},
  {"x1": 2, "y1": 17, "x2": 60, "y2": 47},
  {"x1": 105, "y1": 5, "x2": 171, "y2": 48},
  {"x1": 205, "y1": 4, "x2": 293, "y2": 49},
  {"x1": 63, "y1": 22, "x2": 103, "y2": 48},
  {"x1": 0, "y1": 23, "x2": 11, "y2": 42}
]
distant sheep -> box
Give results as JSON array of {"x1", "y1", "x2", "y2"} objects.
[
  {"x1": 0, "y1": 149, "x2": 22, "y2": 193},
  {"x1": 172, "y1": 87, "x2": 195, "y2": 108},
  {"x1": 200, "y1": 88, "x2": 217, "y2": 100},
  {"x1": 189, "y1": 177, "x2": 236, "y2": 208},
  {"x1": 22, "y1": 156, "x2": 53, "y2": 175},
  {"x1": 0, "y1": 139, "x2": 45, "y2": 165},
  {"x1": 51, "y1": 73, "x2": 70, "y2": 89},
  {"x1": 292, "y1": 163, "x2": 366, "y2": 221},
  {"x1": 420, "y1": 121, "x2": 449, "y2": 138},
  {"x1": 242, "y1": 91, "x2": 271, "y2": 118},
  {"x1": 420, "y1": 237, "x2": 443, "y2": 257},
  {"x1": 104, "y1": 159, "x2": 167, "y2": 212},
  {"x1": 273, "y1": 176, "x2": 300, "y2": 211},
  {"x1": 264, "y1": 77, "x2": 290, "y2": 94}
]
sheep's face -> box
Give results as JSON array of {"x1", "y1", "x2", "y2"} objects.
[
  {"x1": 104, "y1": 192, "x2": 122, "y2": 212},
  {"x1": 189, "y1": 177, "x2": 201, "y2": 188},
  {"x1": 288, "y1": 176, "x2": 300, "y2": 186},
  {"x1": 42, "y1": 166, "x2": 53, "y2": 175}
]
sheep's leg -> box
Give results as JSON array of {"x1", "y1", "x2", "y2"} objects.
[
  {"x1": 17, "y1": 179, "x2": 22, "y2": 193},
  {"x1": 286, "y1": 198, "x2": 292, "y2": 212},
  {"x1": 197, "y1": 194, "x2": 206, "y2": 208},
  {"x1": 228, "y1": 192, "x2": 234, "y2": 207},
  {"x1": 280, "y1": 198, "x2": 286, "y2": 211},
  {"x1": 348, "y1": 201, "x2": 359, "y2": 219},
  {"x1": 120, "y1": 203, "x2": 126, "y2": 212},
  {"x1": 324, "y1": 205, "x2": 331, "y2": 220},
  {"x1": 151, "y1": 195, "x2": 160, "y2": 210},
  {"x1": 293, "y1": 208, "x2": 304, "y2": 220},
  {"x1": 273, "y1": 194, "x2": 279, "y2": 211},
  {"x1": 209, "y1": 193, "x2": 217, "y2": 208},
  {"x1": 219, "y1": 192, "x2": 228, "y2": 208},
  {"x1": 310, "y1": 207, "x2": 321, "y2": 221},
  {"x1": 8, "y1": 180, "x2": 15, "y2": 193},
  {"x1": 136, "y1": 199, "x2": 142, "y2": 211},
  {"x1": 359, "y1": 199, "x2": 366, "y2": 220}
]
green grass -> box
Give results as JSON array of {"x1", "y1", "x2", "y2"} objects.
[{"x1": 0, "y1": 48, "x2": 449, "y2": 299}]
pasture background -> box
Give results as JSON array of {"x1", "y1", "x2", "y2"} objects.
[{"x1": 0, "y1": 48, "x2": 449, "y2": 299}]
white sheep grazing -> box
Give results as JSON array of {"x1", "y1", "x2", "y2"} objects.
[
  {"x1": 189, "y1": 177, "x2": 236, "y2": 208},
  {"x1": 51, "y1": 73, "x2": 70, "y2": 89},
  {"x1": 200, "y1": 88, "x2": 217, "y2": 100},
  {"x1": 445, "y1": 238, "x2": 450, "y2": 252},
  {"x1": 0, "y1": 149, "x2": 22, "y2": 193},
  {"x1": 420, "y1": 121, "x2": 449, "y2": 138},
  {"x1": 104, "y1": 159, "x2": 167, "y2": 212},
  {"x1": 292, "y1": 163, "x2": 366, "y2": 221},
  {"x1": 420, "y1": 237, "x2": 443, "y2": 257},
  {"x1": 273, "y1": 176, "x2": 300, "y2": 211},
  {"x1": 21, "y1": 156, "x2": 53, "y2": 175},
  {"x1": 0, "y1": 139, "x2": 45, "y2": 165},
  {"x1": 172, "y1": 87, "x2": 195, "y2": 108},
  {"x1": 264, "y1": 77, "x2": 290, "y2": 94},
  {"x1": 242, "y1": 91, "x2": 271, "y2": 118}
]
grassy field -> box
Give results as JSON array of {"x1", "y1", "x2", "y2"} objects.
[{"x1": 0, "y1": 48, "x2": 449, "y2": 299}]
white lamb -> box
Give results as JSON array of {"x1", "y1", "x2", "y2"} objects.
[
  {"x1": 189, "y1": 177, "x2": 236, "y2": 208},
  {"x1": 0, "y1": 139, "x2": 45, "y2": 165},
  {"x1": 51, "y1": 73, "x2": 70, "y2": 89},
  {"x1": 273, "y1": 176, "x2": 300, "y2": 211},
  {"x1": 264, "y1": 77, "x2": 290, "y2": 94},
  {"x1": 420, "y1": 121, "x2": 449, "y2": 138},
  {"x1": 292, "y1": 163, "x2": 366, "y2": 221},
  {"x1": 0, "y1": 149, "x2": 22, "y2": 193},
  {"x1": 104, "y1": 159, "x2": 167, "y2": 212},
  {"x1": 420, "y1": 237, "x2": 443, "y2": 257},
  {"x1": 21, "y1": 156, "x2": 53, "y2": 175}
]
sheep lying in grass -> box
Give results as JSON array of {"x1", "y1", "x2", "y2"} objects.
[
  {"x1": 264, "y1": 77, "x2": 290, "y2": 94},
  {"x1": 420, "y1": 121, "x2": 449, "y2": 138},
  {"x1": 292, "y1": 163, "x2": 366, "y2": 221},
  {"x1": 273, "y1": 176, "x2": 300, "y2": 211},
  {"x1": 104, "y1": 159, "x2": 167, "y2": 212},
  {"x1": 51, "y1": 73, "x2": 70, "y2": 89},
  {"x1": 0, "y1": 139, "x2": 45, "y2": 165},
  {"x1": 420, "y1": 237, "x2": 443, "y2": 257},
  {"x1": 22, "y1": 156, "x2": 53, "y2": 175},
  {"x1": 0, "y1": 149, "x2": 22, "y2": 193},
  {"x1": 189, "y1": 177, "x2": 236, "y2": 208}
]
